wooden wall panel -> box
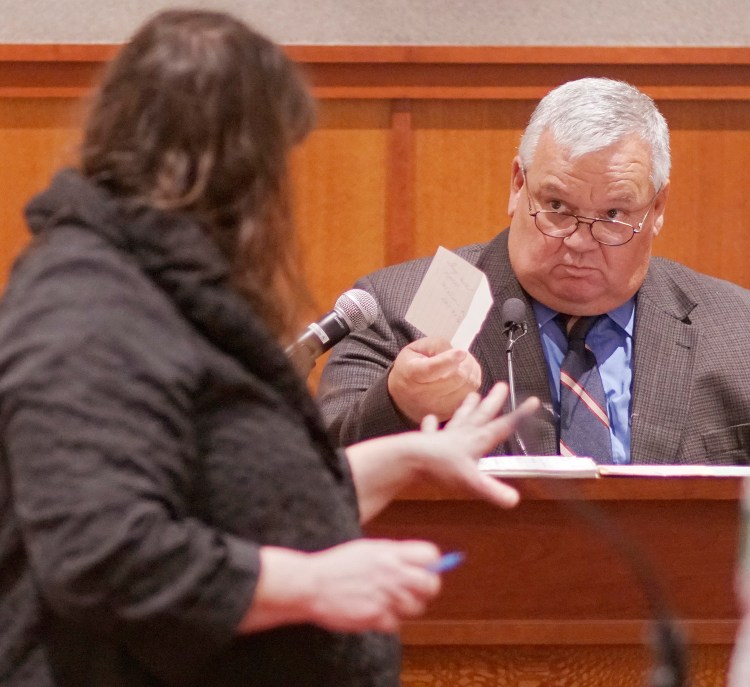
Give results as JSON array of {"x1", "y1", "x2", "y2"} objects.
[
  {"x1": 1, "y1": 46, "x2": 750, "y2": 297},
  {"x1": 292, "y1": 99, "x2": 391, "y2": 309},
  {"x1": 412, "y1": 100, "x2": 534, "y2": 256},
  {"x1": 656, "y1": 100, "x2": 750, "y2": 287},
  {"x1": 290, "y1": 99, "x2": 391, "y2": 387},
  {"x1": 401, "y1": 645, "x2": 729, "y2": 687},
  {"x1": 0, "y1": 97, "x2": 86, "y2": 282}
]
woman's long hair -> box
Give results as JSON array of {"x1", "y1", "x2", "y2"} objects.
[{"x1": 81, "y1": 9, "x2": 316, "y2": 341}]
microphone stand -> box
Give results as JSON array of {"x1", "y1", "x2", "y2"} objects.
[
  {"x1": 503, "y1": 320, "x2": 529, "y2": 453},
  {"x1": 504, "y1": 321, "x2": 527, "y2": 412}
]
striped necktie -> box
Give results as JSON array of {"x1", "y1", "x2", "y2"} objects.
[{"x1": 558, "y1": 315, "x2": 613, "y2": 463}]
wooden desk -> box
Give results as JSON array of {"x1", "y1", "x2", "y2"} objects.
[{"x1": 365, "y1": 476, "x2": 743, "y2": 686}]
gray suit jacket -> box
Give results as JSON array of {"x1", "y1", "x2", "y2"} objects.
[{"x1": 318, "y1": 230, "x2": 750, "y2": 464}]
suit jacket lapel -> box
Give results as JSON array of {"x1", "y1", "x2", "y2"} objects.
[
  {"x1": 630, "y1": 264, "x2": 699, "y2": 464},
  {"x1": 473, "y1": 231, "x2": 558, "y2": 455}
]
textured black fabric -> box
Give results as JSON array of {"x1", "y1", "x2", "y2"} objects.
[
  {"x1": 319, "y1": 230, "x2": 750, "y2": 464},
  {"x1": 0, "y1": 169, "x2": 400, "y2": 686}
]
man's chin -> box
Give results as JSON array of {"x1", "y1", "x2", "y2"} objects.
[{"x1": 543, "y1": 285, "x2": 613, "y2": 316}]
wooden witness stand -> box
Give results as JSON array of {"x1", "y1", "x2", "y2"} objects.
[{"x1": 365, "y1": 476, "x2": 743, "y2": 686}]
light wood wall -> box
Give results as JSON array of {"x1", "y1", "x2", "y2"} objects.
[{"x1": 1, "y1": 46, "x2": 750, "y2": 311}]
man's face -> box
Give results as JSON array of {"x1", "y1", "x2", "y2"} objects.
[{"x1": 507, "y1": 130, "x2": 669, "y2": 316}]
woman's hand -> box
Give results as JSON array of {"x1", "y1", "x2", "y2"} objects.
[
  {"x1": 239, "y1": 383, "x2": 540, "y2": 637},
  {"x1": 412, "y1": 381, "x2": 539, "y2": 508},
  {"x1": 239, "y1": 540, "x2": 442, "y2": 635},
  {"x1": 347, "y1": 382, "x2": 539, "y2": 521}
]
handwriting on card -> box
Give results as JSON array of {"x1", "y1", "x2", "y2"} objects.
[{"x1": 405, "y1": 246, "x2": 493, "y2": 350}]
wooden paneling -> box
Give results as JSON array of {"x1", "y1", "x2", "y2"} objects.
[
  {"x1": 402, "y1": 645, "x2": 729, "y2": 687},
  {"x1": 0, "y1": 97, "x2": 86, "y2": 282},
  {"x1": 292, "y1": 99, "x2": 391, "y2": 303},
  {"x1": 385, "y1": 100, "x2": 416, "y2": 264},
  {"x1": 1, "y1": 45, "x2": 750, "y2": 304},
  {"x1": 288, "y1": 46, "x2": 750, "y2": 101},
  {"x1": 412, "y1": 100, "x2": 533, "y2": 255},
  {"x1": 656, "y1": 100, "x2": 750, "y2": 286}
]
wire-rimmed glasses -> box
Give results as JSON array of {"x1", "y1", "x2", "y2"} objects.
[{"x1": 522, "y1": 169, "x2": 658, "y2": 247}]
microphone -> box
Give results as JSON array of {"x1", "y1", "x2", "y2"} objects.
[
  {"x1": 501, "y1": 298, "x2": 528, "y2": 402},
  {"x1": 501, "y1": 298, "x2": 529, "y2": 453},
  {"x1": 501, "y1": 297, "x2": 528, "y2": 341},
  {"x1": 285, "y1": 288, "x2": 379, "y2": 377}
]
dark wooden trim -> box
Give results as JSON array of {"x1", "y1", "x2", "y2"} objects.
[
  {"x1": 297, "y1": 60, "x2": 750, "y2": 100},
  {"x1": 2, "y1": 44, "x2": 750, "y2": 64},
  {"x1": 401, "y1": 618, "x2": 737, "y2": 646},
  {"x1": 398, "y1": 475, "x2": 745, "y2": 501},
  {"x1": 286, "y1": 45, "x2": 750, "y2": 65},
  {"x1": 1, "y1": 45, "x2": 750, "y2": 100},
  {"x1": 0, "y1": 44, "x2": 119, "y2": 61}
]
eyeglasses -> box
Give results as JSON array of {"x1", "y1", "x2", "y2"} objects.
[{"x1": 522, "y1": 169, "x2": 658, "y2": 247}]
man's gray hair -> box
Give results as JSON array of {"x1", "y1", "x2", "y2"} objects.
[{"x1": 518, "y1": 77, "x2": 671, "y2": 191}]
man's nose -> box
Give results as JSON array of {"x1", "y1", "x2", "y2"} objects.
[{"x1": 563, "y1": 219, "x2": 600, "y2": 250}]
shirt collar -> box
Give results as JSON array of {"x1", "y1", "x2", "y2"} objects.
[{"x1": 531, "y1": 297, "x2": 635, "y2": 336}]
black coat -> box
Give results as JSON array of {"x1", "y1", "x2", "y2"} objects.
[{"x1": 0, "y1": 169, "x2": 399, "y2": 686}]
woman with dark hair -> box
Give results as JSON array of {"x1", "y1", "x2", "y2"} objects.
[{"x1": 0, "y1": 9, "x2": 537, "y2": 687}]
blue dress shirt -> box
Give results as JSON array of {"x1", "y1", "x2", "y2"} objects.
[{"x1": 532, "y1": 299, "x2": 635, "y2": 464}]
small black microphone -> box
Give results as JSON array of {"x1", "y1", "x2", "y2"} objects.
[
  {"x1": 285, "y1": 289, "x2": 378, "y2": 377},
  {"x1": 502, "y1": 297, "x2": 528, "y2": 339},
  {"x1": 500, "y1": 298, "x2": 528, "y2": 410},
  {"x1": 500, "y1": 298, "x2": 529, "y2": 455}
]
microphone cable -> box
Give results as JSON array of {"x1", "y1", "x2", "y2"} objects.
[{"x1": 538, "y1": 477, "x2": 689, "y2": 687}]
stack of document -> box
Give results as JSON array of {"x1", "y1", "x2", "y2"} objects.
[
  {"x1": 598, "y1": 464, "x2": 750, "y2": 477},
  {"x1": 478, "y1": 455, "x2": 599, "y2": 478},
  {"x1": 478, "y1": 456, "x2": 750, "y2": 478}
]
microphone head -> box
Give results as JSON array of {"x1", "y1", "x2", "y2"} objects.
[
  {"x1": 501, "y1": 297, "x2": 527, "y2": 329},
  {"x1": 334, "y1": 289, "x2": 379, "y2": 332}
]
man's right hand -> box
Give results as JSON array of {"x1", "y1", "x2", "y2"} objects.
[{"x1": 387, "y1": 337, "x2": 481, "y2": 424}]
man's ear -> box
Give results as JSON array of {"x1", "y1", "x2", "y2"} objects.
[
  {"x1": 651, "y1": 180, "x2": 670, "y2": 237},
  {"x1": 508, "y1": 157, "x2": 525, "y2": 216}
]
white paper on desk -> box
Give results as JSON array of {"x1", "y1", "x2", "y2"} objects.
[
  {"x1": 597, "y1": 464, "x2": 750, "y2": 478},
  {"x1": 404, "y1": 246, "x2": 493, "y2": 350},
  {"x1": 479, "y1": 455, "x2": 599, "y2": 478}
]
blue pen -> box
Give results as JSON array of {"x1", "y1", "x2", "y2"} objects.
[{"x1": 427, "y1": 551, "x2": 465, "y2": 574}]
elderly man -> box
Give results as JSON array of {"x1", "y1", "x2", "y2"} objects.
[{"x1": 318, "y1": 77, "x2": 750, "y2": 465}]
